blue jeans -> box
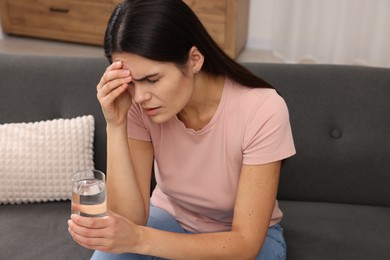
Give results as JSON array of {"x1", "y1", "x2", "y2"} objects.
[{"x1": 91, "y1": 205, "x2": 286, "y2": 260}]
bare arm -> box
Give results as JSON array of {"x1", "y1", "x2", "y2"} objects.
[
  {"x1": 106, "y1": 129, "x2": 154, "y2": 224},
  {"x1": 136, "y1": 161, "x2": 281, "y2": 259},
  {"x1": 69, "y1": 161, "x2": 281, "y2": 259},
  {"x1": 96, "y1": 61, "x2": 154, "y2": 224}
]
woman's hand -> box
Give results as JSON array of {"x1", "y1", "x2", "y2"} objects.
[
  {"x1": 97, "y1": 61, "x2": 133, "y2": 127},
  {"x1": 68, "y1": 211, "x2": 142, "y2": 254}
]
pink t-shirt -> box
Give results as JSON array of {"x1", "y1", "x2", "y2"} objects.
[{"x1": 127, "y1": 77, "x2": 296, "y2": 233}]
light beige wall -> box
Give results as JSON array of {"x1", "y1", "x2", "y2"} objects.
[{"x1": 247, "y1": 0, "x2": 275, "y2": 50}]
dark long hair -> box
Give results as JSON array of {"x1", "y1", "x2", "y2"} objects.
[{"x1": 104, "y1": 0, "x2": 273, "y2": 89}]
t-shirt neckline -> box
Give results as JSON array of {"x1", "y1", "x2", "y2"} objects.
[{"x1": 174, "y1": 77, "x2": 231, "y2": 135}]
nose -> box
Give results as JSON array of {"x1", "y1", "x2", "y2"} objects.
[{"x1": 132, "y1": 84, "x2": 152, "y2": 104}]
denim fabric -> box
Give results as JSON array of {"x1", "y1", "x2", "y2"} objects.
[
  {"x1": 91, "y1": 205, "x2": 286, "y2": 260},
  {"x1": 256, "y1": 224, "x2": 286, "y2": 260}
]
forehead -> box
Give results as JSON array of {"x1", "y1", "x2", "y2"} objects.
[{"x1": 112, "y1": 52, "x2": 175, "y2": 77}]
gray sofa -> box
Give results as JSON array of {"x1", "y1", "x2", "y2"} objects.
[{"x1": 1, "y1": 53, "x2": 389, "y2": 260}]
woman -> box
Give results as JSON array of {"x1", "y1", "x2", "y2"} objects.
[{"x1": 68, "y1": 0, "x2": 295, "y2": 259}]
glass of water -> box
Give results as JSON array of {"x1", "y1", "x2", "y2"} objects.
[{"x1": 71, "y1": 169, "x2": 107, "y2": 217}]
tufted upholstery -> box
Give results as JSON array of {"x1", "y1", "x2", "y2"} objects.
[
  {"x1": 0, "y1": 53, "x2": 107, "y2": 259},
  {"x1": 244, "y1": 63, "x2": 390, "y2": 207},
  {"x1": 0, "y1": 53, "x2": 108, "y2": 172},
  {"x1": 245, "y1": 63, "x2": 390, "y2": 259},
  {"x1": 1, "y1": 54, "x2": 389, "y2": 259}
]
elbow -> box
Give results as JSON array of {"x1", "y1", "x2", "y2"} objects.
[
  {"x1": 107, "y1": 204, "x2": 149, "y2": 226},
  {"x1": 222, "y1": 243, "x2": 259, "y2": 260},
  {"x1": 244, "y1": 244, "x2": 263, "y2": 260},
  {"x1": 232, "y1": 233, "x2": 265, "y2": 260},
  {"x1": 231, "y1": 248, "x2": 260, "y2": 260}
]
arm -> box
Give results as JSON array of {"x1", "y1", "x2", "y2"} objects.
[
  {"x1": 69, "y1": 161, "x2": 281, "y2": 260},
  {"x1": 106, "y1": 133, "x2": 154, "y2": 225},
  {"x1": 137, "y1": 161, "x2": 281, "y2": 259},
  {"x1": 96, "y1": 61, "x2": 154, "y2": 225}
]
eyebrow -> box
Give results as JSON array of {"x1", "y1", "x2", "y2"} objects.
[{"x1": 132, "y1": 73, "x2": 159, "y2": 82}]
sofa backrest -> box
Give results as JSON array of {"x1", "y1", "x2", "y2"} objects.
[
  {"x1": 2, "y1": 53, "x2": 389, "y2": 208},
  {"x1": 244, "y1": 63, "x2": 390, "y2": 207},
  {"x1": 0, "y1": 53, "x2": 108, "y2": 172}
]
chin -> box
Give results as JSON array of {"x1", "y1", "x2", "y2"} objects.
[{"x1": 149, "y1": 114, "x2": 172, "y2": 124}]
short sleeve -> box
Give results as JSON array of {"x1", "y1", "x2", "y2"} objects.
[
  {"x1": 242, "y1": 92, "x2": 296, "y2": 165},
  {"x1": 127, "y1": 102, "x2": 152, "y2": 141}
]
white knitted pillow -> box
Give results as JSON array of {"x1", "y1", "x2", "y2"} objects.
[{"x1": 0, "y1": 115, "x2": 95, "y2": 204}]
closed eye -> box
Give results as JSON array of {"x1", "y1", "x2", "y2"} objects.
[
  {"x1": 146, "y1": 78, "x2": 159, "y2": 84},
  {"x1": 128, "y1": 78, "x2": 158, "y2": 87},
  {"x1": 132, "y1": 73, "x2": 160, "y2": 84}
]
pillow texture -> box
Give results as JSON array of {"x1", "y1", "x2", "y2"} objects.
[{"x1": 0, "y1": 115, "x2": 95, "y2": 204}]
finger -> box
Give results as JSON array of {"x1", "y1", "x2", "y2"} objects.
[
  {"x1": 104, "y1": 61, "x2": 123, "y2": 75},
  {"x1": 98, "y1": 75, "x2": 131, "y2": 97},
  {"x1": 68, "y1": 220, "x2": 107, "y2": 241},
  {"x1": 70, "y1": 214, "x2": 110, "y2": 229},
  {"x1": 98, "y1": 84, "x2": 131, "y2": 110},
  {"x1": 96, "y1": 61, "x2": 121, "y2": 90},
  {"x1": 68, "y1": 226, "x2": 110, "y2": 250},
  {"x1": 108, "y1": 60, "x2": 123, "y2": 70},
  {"x1": 97, "y1": 72, "x2": 130, "y2": 93},
  {"x1": 102, "y1": 62, "x2": 129, "y2": 82},
  {"x1": 97, "y1": 62, "x2": 129, "y2": 91},
  {"x1": 102, "y1": 68, "x2": 131, "y2": 85},
  {"x1": 97, "y1": 76, "x2": 131, "y2": 101}
]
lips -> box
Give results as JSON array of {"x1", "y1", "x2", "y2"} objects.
[{"x1": 143, "y1": 107, "x2": 161, "y2": 116}]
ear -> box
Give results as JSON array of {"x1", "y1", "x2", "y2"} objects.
[{"x1": 188, "y1": 46, "x2": 204, "y2": 74}]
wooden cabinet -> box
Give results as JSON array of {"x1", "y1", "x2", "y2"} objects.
[
  {"x1": 0, "y1": 0, "x2": 122, "y2": 45},
  {"x1": 183, "y1": 0, "x2": 249, "y2": 58},
  {"x1": 0, "y1": 0, "x2": 249, "y2": 58}
]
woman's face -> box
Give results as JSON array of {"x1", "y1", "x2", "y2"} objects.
[{"x1": 112, "y1": 52, "x2": 195, "y2": 124}]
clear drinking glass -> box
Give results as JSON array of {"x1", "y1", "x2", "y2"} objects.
[{"x1": 71, "y1": 169, "x2": 107, "y2": 217}]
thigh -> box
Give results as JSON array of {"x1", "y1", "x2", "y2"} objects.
[
  {"x1": 256, "y1": 224, "x2": 287, "y2": 260},
  {"x1": 91, "y1": 205, "x2": 187, "y2": 260},
  {"x1": 146, "y1": 205, "x2": 188, "y2": 233}
]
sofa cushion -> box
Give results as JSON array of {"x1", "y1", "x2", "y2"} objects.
[
  {"x1": 244, "y1": 63, "x2": 390, "y2": 208},
  {"x1": 0, "y1": 54, "x2": 109, "y2": 173},
  {"x1": 0, "y1": 201, "x2": 93, "y2": 260},
  {"x1": 279, "y1": 200, "x2": 390, "y2": 260},
  {"x1": 0, "y1": 115, "x2": 95, "y2": 204}
]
